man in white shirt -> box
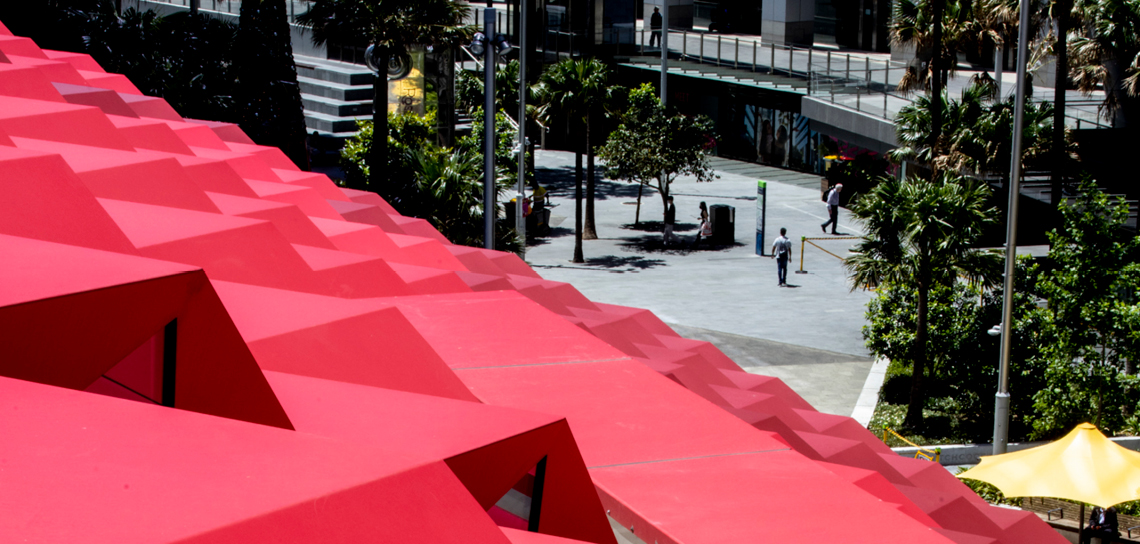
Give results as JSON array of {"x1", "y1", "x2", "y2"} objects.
[
  {"x1": 821, "y1": 183, "x2": 843, "y2": 235},
  {"x1": 771, "y1": 227, "x2": 792, "y2": 286}
]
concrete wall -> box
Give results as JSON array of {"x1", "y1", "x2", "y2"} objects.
[
  {"x1": 761, "y1": 0, "x2": 814, "y2": 46},
  {"x1": 801, "y1": 96, "x2": 897, "y2": 152}
]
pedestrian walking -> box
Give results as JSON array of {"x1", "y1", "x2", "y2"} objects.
[
  {"x1": 771, "y1": 228, "x2": 793, "y2": 286},
  {"x1": 691, "y1": 201, "x2": 710, "y2": 249},
  {"x1": 821, "y1": 182, "x2": 842, "y2": 235},
  {"x1": 663, "y1": 195, "x2": 678, "y2": 246},
  {"x1": 649, "y1": 7, "x2": 662, "y2": 47}
]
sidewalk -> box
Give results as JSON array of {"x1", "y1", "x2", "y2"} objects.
[{"x1": 524, "y1": 149, "x2": 878, "y2": 418}]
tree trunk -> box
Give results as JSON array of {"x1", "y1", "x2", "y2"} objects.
[
  {"x1": 370, "y1": 62, "x2": 389, "y2": 191},
  {"x1": 1051, "y1": 0, "x2": 1069, "y2": 207},
  {"x1": 904, "y1": 275, "x2": 929, "y2": 430},
  {"x1": 635, "y1": 181, "x2": 644, "y2": 225},
  {"x1": 584, "y1": 114, "x2": 598, "y2": 239},
  {"x1": 929, "y1": 0, "x2": 944, "y2": 158},
  {"x1": 573, "y1": 149, "x2": 584, "y2": 263},
  {"x1": 1106, "y1": 58, "x2": 1130, "y2": 128}
]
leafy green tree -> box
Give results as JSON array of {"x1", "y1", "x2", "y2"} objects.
[
  {"x1": 341, "y1": 112, "x2": 438, "y2": 206},
  {"x1": 596, "y1": 83, "x2": 717, "y2": 228},
  {"x1": 1028, "y1": 180, "x2": 1140, "y2": 437},
  {"x1": 236, "y1": 0, "x2": 308, "y2": 169},
  {"x1": 297, "y1": 0, "x2": 470, "y2": 188},
  {"x1": 536, "y1": 58, "x2": 617, "y2": 260},
  {"x1": 845, "y1": 174, "x2": 1003, "y2": 430},
  {"x1": 866, "y1": 259, "x2": 1047, "y2": 441}
]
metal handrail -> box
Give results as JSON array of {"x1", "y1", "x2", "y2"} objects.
[{"x1": 455, "y1": 45, "x2": 520, "y2": 133}]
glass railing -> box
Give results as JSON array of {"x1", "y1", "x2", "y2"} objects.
[
  {"x1": 142, "y1": 0, "x2": 1110, "y2": 128},
  {"x1": 134, "y1": 0, "x2": 315, "y2": 22}
]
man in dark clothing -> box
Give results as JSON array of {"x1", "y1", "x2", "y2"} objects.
[
  {"x1": 649, "y1": 7, "x2": 662, "y2": 47},
  {"x1": 663, "y1": 195, "x2": 677, "y2": 246},
  {"x1": 1081, "y1": 506, "x2": 1119, "y2": 544},
  {"x1": 771, "y1": 227, "x2": 793, "y2": 286}
]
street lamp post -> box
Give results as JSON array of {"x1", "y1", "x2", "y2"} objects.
[
  {"x1": 993, "y1": 0, "x2": 1032, "y2": 456},
  {"x1": 516, "y1": 0, "x2": 528, "y2": 255},
  {"x1": 483, "y1": 8, "x2": 496, "y2": 250},
  {"x1": 472, "y1": 11, "x2": 513, "y2": 250},
  {"x1": 660, "y1": 0, "x2": 668, "y2": 106}
]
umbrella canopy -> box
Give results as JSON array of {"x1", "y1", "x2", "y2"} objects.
[{"x1": 958, "y1": 423, "x2": 1140, "y2": 508}]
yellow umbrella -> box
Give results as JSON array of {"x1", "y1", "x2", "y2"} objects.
[{"x1": 958, "y1": 422, "x2": 1140, "y2": 508}]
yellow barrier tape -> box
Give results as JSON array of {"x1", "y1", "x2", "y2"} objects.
[{"x1": 879, "y1": 427, "x2": 940, "y2": 462}]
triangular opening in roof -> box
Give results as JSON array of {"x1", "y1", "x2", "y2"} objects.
[
  {"x1": 487, "y1": 456, "x2": 547, "y2": 532},
  {"x1": 84, "y1": 320, "x2": 176, "y2": 406}
]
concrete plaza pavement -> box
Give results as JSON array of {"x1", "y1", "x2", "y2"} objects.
[{"x1": 523, "y1": 150, "x2": 879, "y2": 418}]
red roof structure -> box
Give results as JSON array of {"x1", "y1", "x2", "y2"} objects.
[{"x1": 0, "y1": 20, "x2": 1062, "y2": 544}]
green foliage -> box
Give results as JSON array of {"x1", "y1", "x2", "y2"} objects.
[
  {"x1": 341, "y1": 112, "x2": 437, "y2": 194},
  {"x1": 237, "y1": 0, "x2": 308, "y2": 168},
  {"x1": 1028, "y1": 179, "x2": 1140, "y2": 438},
  {"x1": 847, "y1": 173, "x2": 1003, "y2": 430},
  {"x1": 535, "y1": 58, "x2": 617, "y2": 138},
  {"x1": 846, "y1": 174, "x2": 1003, "y2": 292},
  {"x1": 864, "y1": 181, "x2": 1140, "y2": 442},
  {"x1": 456, "y1": 60, "x2": 524, "y2": 118},
  {"x1": 296, "y1": 0, "x2": 470, "y2": 55},
  {"x1": 866, "y1": 263, "x2": 1047, "y2": 442},
  {"x1": 0, "y1": 2, "x2": 240, "y2": 123},
  {"x1": 596, "y1": 83, "x2": 718, "y2": 206},
  {"x1": 341, "y1": 112, "x2": 522, "y2": 253},
  {"x1": 534, "y1": 57, "x2": 623, "y2": 260},
  {"x1": 890, "y1": 82, "x2": 1059, "y2": 176},
  {"x1": 1069, "y1": 0, "x2": 1140, "y2": 126}
]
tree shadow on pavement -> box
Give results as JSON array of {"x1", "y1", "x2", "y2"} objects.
[
  {"x1": 615, "y1": 234, "x2": 745, "y2": 254},
  {"x1": 525, "y1": 226, "x2": 574, "y2": 247},
  {"x1": 585, "y1": 255, "x2": 667, "y2": 270},
  {"x1": 621, "y1": 221, "x2": 698, "y2": 233},
  {"x1": 536, "y1": 166, "x2": 652, "y2": 201}
]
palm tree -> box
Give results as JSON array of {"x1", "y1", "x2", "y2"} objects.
[
  {"x1": 891, "y1": 0, "x2": 1031, "y2": 154},
  {"x1": 409, "y1": 148, "x2": 485, "y2": 247},
  {"x1": 890, "y1": 81, "x2": 1060, "y2": 182},
  {"x1": 1068, "y1": 0, "x2": 1140, "y2": 128},
  {"x1": 890, "y1": 0, "x2": 958, "y2": 148},
  {"x1": 845, "y1": 174, "x2": 1003, "y2": 430},
  {"x1": 536, "y1": 58, "x2": 614, "y2": 262},
  {"x1": 296, "y1": 0, "x2": 470, "y2": 189},
  {"x1": 236, "y1": 0, "x2": 308, "y2": 169},
  {"x1": 1045, "y1": 0, "x2": 1076, "y2": 205}
]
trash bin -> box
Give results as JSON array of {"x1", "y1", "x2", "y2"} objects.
[
  {"x1": 709, "y1": 204, "x2": 735, "y2": 245},
  {"x1": 506, "y1": 198, "x2": 518, "y2": 227}
]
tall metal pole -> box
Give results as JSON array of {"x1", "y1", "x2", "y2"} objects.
[
  {"x1": 993, "y1": 0, "x2": 1031, "y2": 456},
  {"x1": 660, "y1": 0, "x2": 668, "y2": 106},
  {"x1": 190, "y1": 0, "x2": 199, "y2": 16},
  {"x1": 517, "y1": 0, "x2": 528, "y2": 254},
  {"x1": 484, "y1": 8, "x2": 497, "y2": 250},
  {"x1": 994, "y1": 46, "x2": 1003, "y2": 99}
]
